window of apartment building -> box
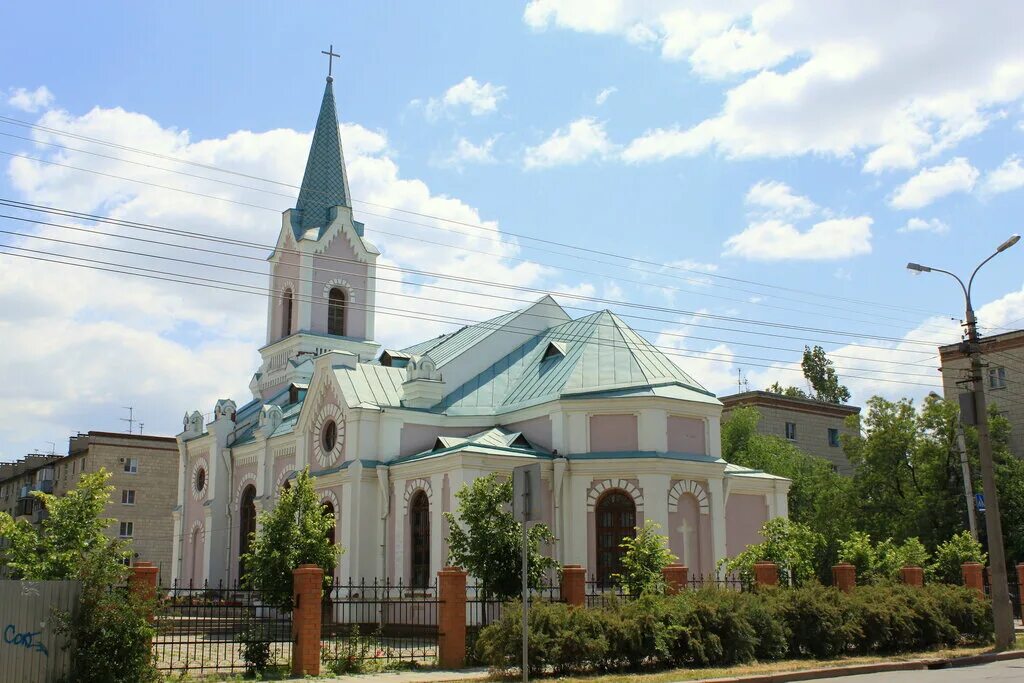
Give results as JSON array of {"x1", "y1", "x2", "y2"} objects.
[
  {"x1": 988, "y1": 367, "x2": 1007, "y2": 390},
  {"x1": 119, "y1": 521, "x2": 133, "y2": 538},
  {"x1": 71, "y1": 460, "x2": 76, "y2": 475},
  {"x1": 785, "y1": 422, "x2": 797, "y2": 440},
  {"x1": 828, "y1": 428, "x2": 840, "y2": 447},
  {"x1": 121, "y1": 489, "x2": 136, "y2": 505},
  {"x1": 124, "y1": 458, "x2": 139, "y2": 474}
]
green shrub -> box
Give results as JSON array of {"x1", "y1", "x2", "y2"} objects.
[
  {"x1": 923, "y1": 583, "x2": 993, "y2": 645},
  {"x1": 766, "y1": 583, "x2": 861, "y2": 658},
  {"x1": 929, "y1": 531, "x2": 986, "y2": 584},
  {"x1": 239, "y1": 623, "x2": 274, "y2": 676}
]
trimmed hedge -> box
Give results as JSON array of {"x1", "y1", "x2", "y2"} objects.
[{"x1": 475, "y1": 583, "x2": 992, "y2": 675}]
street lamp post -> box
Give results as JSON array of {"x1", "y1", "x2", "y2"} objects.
[{"x1": 907, "y1": 233, "x2": 1020, "y2": 651}]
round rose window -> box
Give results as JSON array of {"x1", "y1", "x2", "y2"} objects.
[
  {"x1": 322, "y1": 419, "x2": 337, "y2": 452},
  {"x1": 196, "y1": 467, "x2": 206, "y2": 493}
]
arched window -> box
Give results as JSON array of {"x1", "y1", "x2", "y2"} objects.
[
  {"x1": 238, "y1": 485, "x2": 257, "y2": 580},
  {"x1": 409, "y1": 490, "x2": 430, "y2": 588},
  {"x1": 595, "y1": 490, "x2": 636, "y2": 587},
  {"x1": 282, "y1": 288, "x2": 293, "y2": 337},
  {"x1": 328, "y1": 287, "x2": 346, "y2": 336}
]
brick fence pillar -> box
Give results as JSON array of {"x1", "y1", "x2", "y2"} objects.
[
  {"x1": 900, "y1": 566, "x2": 924, "y2": 587},
  {"x1": 561, "y1": 565, "x2": 586, "y2": 606},
  {"x1": 438, "y1": 566, "x2": 468, "y2": 669},
  {"x1": 662, "y1": 564, "x2": 688, "y2": 595},
  {"x1": 961, "y1": 562, "x2": 984, "y2": 596},
  {"x1": 128, "y1": 561, "x2": 159, "y2": 609},
  {"x1": 291, "y1": 564, "x2": 323, "y2": 677},
  {"x1": 754, "y1": 561, "x2": 779, "y2": 588},
  {"x1": 832, "y1": 562, "x2": 856, "y2": 592}
]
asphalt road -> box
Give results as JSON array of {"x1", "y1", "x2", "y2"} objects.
[{"x1": 823, "y1": 659, "x2": 1024, "y2": 681}]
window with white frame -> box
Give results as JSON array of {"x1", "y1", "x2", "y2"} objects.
[
  {"x1": 119, "y1": 521, "x2": 133, "y2": 538},
  {"x1": 121, "y1": 489, "x2": 136, "y2": 505},
  {"x1": 124, "y1": 458, "x2": 139, "y2": 474},
  {"x1": 785, "y1": 422, "x2": 797, "y2": 440},
  {"x1": 988, "y1": 367, "x2": 1007, "y2": 390}
]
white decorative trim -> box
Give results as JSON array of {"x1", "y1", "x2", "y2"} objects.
[
  {"x1": 275, "y1": 468, "x2": 295, "y2": 493},
  {"x1": 319, "y1": 488, "x2": 340, "y2": 513},
  {"x1": 313, "y1": 403, "x2": 345, "y2": 468},
  {"x1": 668, "y1": 479, "x2": 710, "y2": 515},
  {"x1": 586, "y1": 479, "x2": 644, "y2": 512},
  {"x1": 322, "y1": 278, "x2": 357, "y2": 303},
  {"x1": 402, "y1": 478, "x2": 433, "y2": 514},
  {"x1": 188, "y1": 519, "x2": 205, "y2": 539},
  {"x1": 277, "y1": 282, "x2": 296, "y2": 305},
  {"x1": 234, "y1": 473, "x2": 257, "y2": 505},
  {"x1": 190, "y1": 457, "x2": 209, "y2": 501}
]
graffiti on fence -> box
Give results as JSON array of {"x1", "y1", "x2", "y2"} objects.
[{"x1": 4, "y1": 623, "x2": 49, "y2": 656}]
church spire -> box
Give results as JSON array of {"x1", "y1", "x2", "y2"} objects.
[{"x1": 295, "y1": 76, "x2": 352, "y2": 232}]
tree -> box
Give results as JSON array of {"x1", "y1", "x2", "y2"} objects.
[
  {"x1": 765, "y1": 346, "x2": 850, "y2": 404},
  {"x1": 613, "y1": 520, "x2": 676, "y2": 595},
  {"x1": 719, "y1": 518, "x2": 823, "y2": 586},
  {"x1": 241, "y1": 468, "x2": 338, "y2": 610},
  {"x1": 444, "y1": 472, "x2": 557, "y2": 599},
  {"x1": 929, "y1": 531, "x2": 986, "y2": 584},
  {"x1": 722, "y1": 406, "x2": 856, "y2": 577}
]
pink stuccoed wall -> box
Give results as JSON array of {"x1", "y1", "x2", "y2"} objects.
[
  {"x1": 589, "y1": 414, "x2": 639, "y2": 452},
  {"x1": 398, "y1": 424, "x2": 483, "y2": 457},
  {"x1": 270, "y1": 233, "x2": 300, "y2": 342},
  {"x1": 505, "y1": 416, "x2": 554, "y2": 452},
  {"x1": 725, "y1": 493, "x2": 768, "y2": 558},
  {"x1": 667, "y1": 416, "x2": 706, "y2": 454},
  {"x1": 184, "y1": 523, "x2": 205, "y2": 586},
  {"x1": 273, "y1": 456, "x2": 295, "y2": 494},
  {"x1": 310, "y1": 231, "x2": 369, "y2": 340},
  {"x1": 668, "y1": 493, "x2": 713, "y2": 575}
]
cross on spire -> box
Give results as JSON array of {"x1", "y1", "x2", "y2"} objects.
[{"x1": 321, "y1": 44, "x2": 340, "y2": 81}]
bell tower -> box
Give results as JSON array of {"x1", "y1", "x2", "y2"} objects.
[{"x1": 251, "y1": 73, "x2": 380, "y2": 400}]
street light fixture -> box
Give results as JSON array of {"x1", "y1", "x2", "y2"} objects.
[{"x1": 906, "y1": 233, "x2": 1020, "y2": 650}]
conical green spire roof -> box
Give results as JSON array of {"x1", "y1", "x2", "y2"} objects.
[{"x1": 295, "y1": 78, "x2": 351, "y2": 232}]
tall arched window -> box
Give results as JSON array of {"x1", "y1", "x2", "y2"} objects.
[
  {"x1": 282, "y1": 288, "x2": 293, "y2": 337},
  {"x1": 328, "y1": 287, "x2": 346, "y2": 336},
  {"x1": 595, "y1": 490, "x2": 636, "y2": 586},
  {"x1": 409, "y1": 490, "x2": 430, "y2": 588},
  {"x1": 238, "y1": 485, "x2": 257, "y2": 580}
]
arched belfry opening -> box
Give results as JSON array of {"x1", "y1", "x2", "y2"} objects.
[{"x1": 328, "y1": 287, "x2": 346, "y2": 336}]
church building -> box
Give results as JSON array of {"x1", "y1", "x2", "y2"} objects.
[{"x1": 171, "y1": 75, "x2": 790, "y2": 588}]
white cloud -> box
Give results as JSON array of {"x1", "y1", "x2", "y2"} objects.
[
  {"x1": 899, "y1": 217, "x2": 950, "y2": 234},
  {"x1": 529, "y1": 2, "x2": 1024, "y2": 169},
  {"x1": 437, "y1": 136, "x2": 499, "y2": 170},
  {"x1": 595, "y1": 86, "x2": 618, "y2": 105},
  {"x1": 982, "y1": 155, "x2": 1024, "y2": 196},
  {"x1": 889, "y1": 157, "x2": 979, "y2": 209},
  {"x1": 0, "y1": 101, "x2": 549, "y2": 459},
  {"x1": 7, "y1": 86, "x2": 54, "y2": 112},
  {"x1": 723, "y1": 217, "x2": 873, "y2": 261},
  {"x1": 744, "y1": 180, "x2": 817, "y2": 218},
  {"x1": 422, "y1": 77, "x2": 507, "y2": 120},
  {"x1": 523, "y1": 117, "x2": 616, "y2": 169}
]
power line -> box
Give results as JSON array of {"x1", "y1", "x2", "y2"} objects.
[{"x1": 0, "y1": 115, "x2": 953, "y2": 318}]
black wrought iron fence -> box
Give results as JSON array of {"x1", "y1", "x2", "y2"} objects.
[
  {"x1": 465, "y1": 580, "x2": 562, "y2": 662},
  {"x1": 153, "y1": 580, "x2": 292, "y2": 676},
  {"x1": 584, "y1": 577, "x2": 631, "y2": 607},
  {"x1": 983, "y1": 571, "x2": 1022, "y2": 623},
  {"x1": 320, "y1": 577, "x2": 438, "y2": 673}
]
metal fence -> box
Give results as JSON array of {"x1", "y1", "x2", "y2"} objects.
[
  {"x1": 320, "y1": 577, "x2": 439, "y2": 673},
  {"x1": 465, "y1": 580, "x2": 562, "y2": 662},
  {"x1": 0, "y1": 580, "x2": 81, "y2": 683},
  {"x1": 153, "y1": 580, "x2": 292, "y2": 676},
  {"x1": 984, "y1": 572, "x2": 1022, "y2": 623},
  {"x1": 688, "y1": 573, "x2": 751, "y2": 592}
]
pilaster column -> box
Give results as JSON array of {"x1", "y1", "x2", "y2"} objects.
[
  {"x1": 429, "y1": 472, "x2": 445, "y2": 579},
  {"x1": 638, "y1": 409, "x2": 667, "y2": 452},
  {"x1": 638, "y1": 473, "x2": 669, "y2": 529},
  {"x1": 706, "y1": 477, "x2": 727, "y2": 575},
  {"x1": 707, "y1": 416, "x2": 723, "y2": 458},
  {"x1": 297, "y1": 250, "x2": 313, "y2": 331},
  {"x1": 393, "y1": 477, "x2": 406, "y2": 582}
]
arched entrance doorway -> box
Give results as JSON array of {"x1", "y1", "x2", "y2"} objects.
[
  {"x1": 595, "y1": 490, "x2": 636, "y2": 586},
  {"x1": 238, "y1": 485, "x2": 257, "y2": 581},
  {"x1": 409, "y1": 490, "x2": 430, "y2": 588}
]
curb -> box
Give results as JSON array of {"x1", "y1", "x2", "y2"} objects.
[{"x1": 693, "y1": 649, "x2": 1024, "y2": 683}]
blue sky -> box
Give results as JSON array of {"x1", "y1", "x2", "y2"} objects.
[{"x1": 2, "y1": 1, "x2": 1024, "y2": 459}]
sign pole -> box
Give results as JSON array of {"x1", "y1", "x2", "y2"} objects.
[
  {"x1": 513, "y1": 463, "x2": 539, "y2": 683},
  {"x1": 521, "y1": 471, "x2": 529, "y2": 683}
]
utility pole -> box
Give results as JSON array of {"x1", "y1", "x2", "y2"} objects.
[
  {"x1": 907, "y1": 232, "x2": 1019, "y2": 651},
  {"x1": 956, "y1": 426, "x2": 978, "y2": 541}
]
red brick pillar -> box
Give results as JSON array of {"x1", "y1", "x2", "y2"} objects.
[
  {"x1": 832, "y1": 563, "x2": 856, "y2": 592},
  {"x1": 291, "y1": 564, "x2": 323, "y2": 676},
  {"x1": 129, "y1": 561, "x2": 159, "y2": 608},
  {"x1": 438, "y1": 566, "x2": 468, "y2": 669},
  {"x1": 900, "y1": 566, "x2": 924, "y2": 587},
  {"x1": 754, "y1": 561, "x2": 779, "y2": 587},
  {"x1": 961, "y1": 562, "x2": 984, "y2": 596},
  {"x1": 663, "y1": 564, "x2": 688, "y2": 595},
  {"x1": 561, "y1": 565, "x2": 586, "y2": 606}
]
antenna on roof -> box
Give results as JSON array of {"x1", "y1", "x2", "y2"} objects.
[
  {"x1": 121, "y1": 406, "x2": 137, "y2": 434},
  {"x1": 138, "y1": 423, "x2": 145, "y2": 435},
  {"x1": 45, "y1": 441, "x2": 55, "y2": 455}
]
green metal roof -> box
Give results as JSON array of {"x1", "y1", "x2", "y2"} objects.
[
  {"x1": 295, "y1": 78, "x2": 351, "y2": 233},
  {"x1": 415, "y1": 308, "x2": 521, "y2": 368},
  {"x1": 438, "y1": 309, "x2": 713, "y2": 415},
  {"x1": 333, "y1": 363, "x2": 406, "y2": 408}
]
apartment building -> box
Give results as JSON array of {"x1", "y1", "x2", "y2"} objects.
[
  {"x1": 720, "y1": 391, "x2": 860, "y2": 475},
  {"x1": 1, "y1": 432, "x2": 178, "y2": 575},
  {"x1": 939, "y1": 329, "x2": 1024, "y2": 459}
]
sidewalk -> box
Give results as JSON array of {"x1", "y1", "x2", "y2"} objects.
[{"x1": 320, "y1": 668, "x2": 490, "y2": 683}]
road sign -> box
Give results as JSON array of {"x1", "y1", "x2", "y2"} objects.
[
  {"x1": 513, "y1": 463, "x2": 541, "y2": 523},
  {"x1": 975, "y1": 493, "x2": 985, "y2": 513}
]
